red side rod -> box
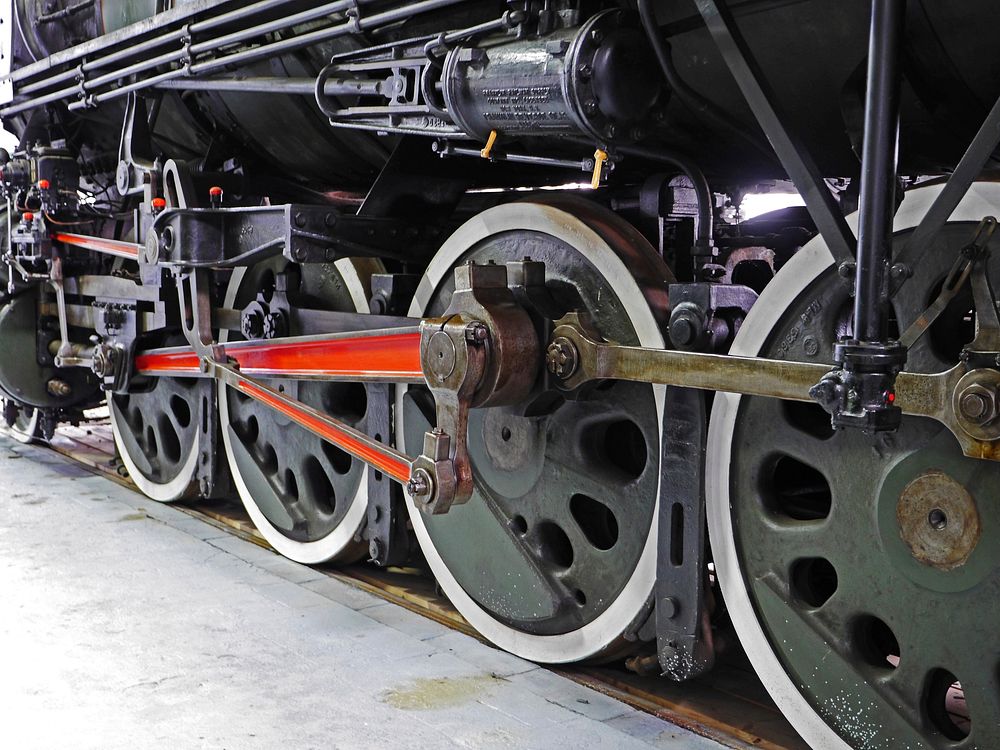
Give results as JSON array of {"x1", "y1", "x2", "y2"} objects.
[
  {"x1": 54, "y1": 233, "x2": 143, "y2": 259},
  {"x1": 135, "y1": 330, "x2": 424, "y2": 382}
]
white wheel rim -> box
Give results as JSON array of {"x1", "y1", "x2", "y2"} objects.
[
  {"x1": 6, "y1": 403, "x2": 40, "y2": 445},
  {"x1": 706, "y1": 182, "x2": 1000, "y2": 749},
  {"x1": 397, "y1": 202, "x2": 666, "y2": 663},
  {"x1": 218, "y1": 258, "x2": 378, "y2": 564},
  {"x1": 110, "y1": 391, "x2": 202, "y2": 502}
]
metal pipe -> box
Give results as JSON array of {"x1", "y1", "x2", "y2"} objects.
[
  {"x1": 8, "y1": 0, "x2": 364, "y2": 110},
  {"x1": 189, "y1": 0, "x2": 466, "y2": 76},
  {"x1": 615, "y1": 143, "x2": 714, "y2": 254},
  {"x1": 154, "y1": 76, "x2": 380, "y2": 97},
  {"x1": 22, "y1": 0, "x2": 467, "y2": 114},
  {"x1": 852, "y1": 0, "x2": 906, "y2": 343},
  {"x1": 188, "y1": 0, "x2": 357, "y2": 54}
]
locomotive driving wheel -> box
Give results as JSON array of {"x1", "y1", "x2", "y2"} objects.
[
  {"x1": 398, "y1": 199, "x2": 672, "y2": 662},
  {"x1": 218, "y1": 257, "x2": 382, "y2": 564},
  {"x1": 110, "y1": 355, "x2": 208, "y2": 502},
  {"x1": 4, "y1": 401, "x2": 40, "y2": 444},
  {"x1": 707, "y1": 184, "x2": 1000, "y2": 749}
]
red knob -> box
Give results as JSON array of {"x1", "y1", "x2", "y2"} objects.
[
  {"x1": 209, "y1": 185, "x2": 223, "y2": 198},
  {"x1": 23, "y1": 212, "x2": 34, "y2": 222},
  {"x1": 37, "y1": 179, "x2": 51, "y2": 190},
  {"x1": 151, "y1": 197, "x2": 167, "y2": 212}
]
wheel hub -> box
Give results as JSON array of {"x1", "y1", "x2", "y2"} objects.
[{"x1": 896, "y1": 470, "x2": 981, "y2": 570}]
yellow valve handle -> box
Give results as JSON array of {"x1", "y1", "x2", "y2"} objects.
[
  {"x1": 480, "y1": 130, "x2": 498, "y2": 159},
  {"x1": 591, "y1": 149, "x2": 608, "y2": 189}
]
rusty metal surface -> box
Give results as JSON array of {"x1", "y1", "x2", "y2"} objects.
[{"x1": 897, "y1": 470, "x2": 982, "y2": 570}]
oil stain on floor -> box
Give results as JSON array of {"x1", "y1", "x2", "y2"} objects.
[{"x1": 381, "y1": 674, "x2": 505, "y2": 711}]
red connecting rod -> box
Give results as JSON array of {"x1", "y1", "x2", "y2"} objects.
[
  {"x1": 53, "y1": 233, "x2": 142, "y2": 259},
  {"x1": 135, "y1": 330, "x2": 424, "y2": 382}
]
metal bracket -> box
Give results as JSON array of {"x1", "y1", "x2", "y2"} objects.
[
  {"x1": 148, "y1": 205, "x2": 435, "y2": 268},
  {"x1": 409, "y1": 262, "x2": 541, "y2": 515},
  {"x1": 656, "y1": 386, "x2": 715, "y2": 681},
  {"x1": 116, "y1": 92, "x2": 157, "y2": 197}
]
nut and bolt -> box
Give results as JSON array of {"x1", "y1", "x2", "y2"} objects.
[
  {"x1": 406, "y1": 469, "x2": 432, "y2": 500},
  {"x1": 958, "y1": 383, "x2": 999, "y2": 425},
  {"x1": 545, "y1": 337, "x2": 579, "y2": 379},
  {"x1": 46, "y1": 379, "x2": 71, "y2": 398},
  {"x1": 241, "y1": 311, "x2": 265, "y2": 339},
  {"x1": 465, "y1": 322, "x2": 489, "y2": 344}
]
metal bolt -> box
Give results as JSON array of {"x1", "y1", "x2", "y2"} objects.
[
  {"x1": 294, "y1": 212, "x2": 306, "y2": 228},
  {"x1": 241, "y1": 311, "x2": 264, "y2": 339},
  {"x1": 960, "y1": 392, "x2": 989, "y2": 421},
  {"x1": 669, "y1": 317, "x2": 697, "y2": 348},
  {"x1": 46, "y1": 379, "x2": 71, "y2": 398},
  {"x1": 465, "y1": 322, "x2": 489, "y2": 344},
  {"x1": 545, "y1": 337, "x2": 579, "y2": 379},
  {"x1": 890, "y1": 263, "x2": 912, "y2": 281},
  {"x1": 406, "y1": 469, "x2": 431, "y2": 499},
  {"x1": 369, "y1": 538, "x2": 384, "y2": 562},
  {"x1": 661, "y1": 597, "x2": 680, "y2": 619},
  {"x1": 958, "y1": 383, "x2": 998, "y2": 425},
  {"x1": 583, "y1": 99, "x2": 598, "y2": 116},
  {"x1": 577, "y1": 63, "x2": 593, "y2": 81},
  {"x1": 590, "y1": 28, "x2": 604, "y2": 44}
]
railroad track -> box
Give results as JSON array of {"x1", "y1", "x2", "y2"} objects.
[{"x1": 22, "y1": 416, "x2": 806, "y2": 750}]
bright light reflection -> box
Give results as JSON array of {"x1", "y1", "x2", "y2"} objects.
[{"x1": 740, "y1": 192, "x2": 805, "y2": 220}]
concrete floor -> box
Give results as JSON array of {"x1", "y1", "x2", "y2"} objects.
[{"x1": 0, "y1": 434, "x2": 726, "y2": 750}]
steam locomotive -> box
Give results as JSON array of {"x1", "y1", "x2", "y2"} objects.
[{"x1": 2, "y1": 1, "x2": 999, "y2": 747}]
